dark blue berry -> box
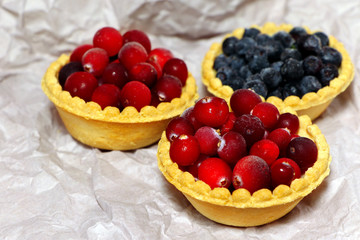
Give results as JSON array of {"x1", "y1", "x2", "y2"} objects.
[
  {"x1": 264, "y1": 41, "x2": 284, "y2": 62},
  {"x1": 243, "y1": 28, "x2": 260, "y2": 39},
  {"x1": 281, "y1": 58, "x2": 304, "y2": 81},
  {"x1": 235, "y1": 37, "x2": 257, "y2": 57},
  {"x1": 273, "y1": 31, "x2": 295, "y2": 48},
  {"x1": 303, "y1": 55, "x2": 323, "y2": 76},
  {"x1": 245, "y1": 45, "x2": 267, "y2": 62},
  {"x1": 297, "y1": 75, "x2": 322, "y2": 96},
  {"x1": 230, "y1": 57, "x2": 246, "y2": 70},
  {"x1": 256, "y1": 34, "x2": 273, "y2": 46},
  {"x1": 248, "y1": 54, "x2": 270, "y2": 73},
  {"x1": 301, "y1": 34, "x2": 322, "y2": 55},
  {"x1": 282, "y1": 82, "x2": 301, "y2": 98},
  {"x1": 280, "y1": 48, "x2": 302, "y2": 61},
  {"x1": 314, "y1": 32, "x2": 329, "y2": 46},
  {"x1": 229, "y1": 77, "x2": 246, "y2": 90},
  {"x1": 59, "y1": 61, "x2": 83, "y2": 87},
  {"x1": 289, "y1": 27, "x2": 308, "y2": 42},
  {"x1": 319, "y1": 64, "x2": 339, "y2": 86},
  {"x1": 216, "y1": 66, "x2": 234, "y2": 82},
  {"x1": 260, "y1": 67, "x2": 283, "y2": 89},
  {"x1": 271, "y1": 61, "x2": 284, "y2": 72},
  {"x1": 222, "y1": 36, "x2": 238, "y2": 56},
  {"x1": 319, "y1": 46, "x2": 342, "y2": 67},
  {"x1": 268, "y1": 87, "x2": 283, "y2": 99},
  {"x1": 238, "y1": 65, "x2": 252, "y2": 79},
  {"x1": 243, "y1": 79, "x2": 268, "y2": 97},
  {"x1": 213, "y1": 54, "x2": 230, "y2": 71}
]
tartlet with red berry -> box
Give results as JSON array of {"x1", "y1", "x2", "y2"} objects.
[
  {"x1": 202, "y1": 22, "x2": 354, "y2": 120},
  {"x1": 42, "y1": 27, "x2": 198, "y2": 150},
  {"x1": 157, "y1": 90, "x2": 331, "y2": 227}
]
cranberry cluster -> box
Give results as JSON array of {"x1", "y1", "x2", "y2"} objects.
[
  {"x1": 58, "y1": 27, "x2": 188, "y2": 111},
  {"x1": 166, "y1": 89, "x2": 318, "y2": 193}
]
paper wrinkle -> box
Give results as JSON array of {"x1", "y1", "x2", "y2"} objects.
[{"x1": 1, "y1": 0, "x2": 360, "y2": 239}]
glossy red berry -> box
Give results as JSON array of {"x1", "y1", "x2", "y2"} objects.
[
  {"x1": 70, "y1": 44, "x2": 93, "y2": 62},
  {"x1": 118, "y1": 42, "x2": 148, "y2": 70},
  {"x1": 232, "y1": 155, "x2": 271, "y2": 194},
  {"x1": 193, "y1": 96, "x2": 229, "y2": 128},
  {"x1": 163, "y1": 58, "x2": 188, "y2": 86},
  {"x1": 129, "y1": 62, "x2": 157, "y2": 87},
  {"x1": 91, "y1": 84, "x2": 121, "y2": 109},
  {"x1": 64, "y1": 71, "x2": 98, "y2": 102},
  {"x1": 271, "y1": 158, "x2": 301, "y2": 188},
  {"x1": 220, "y1": 112, "x2": 236, "y2": 135},
  {"x1": 82, "y1": 47, "x2": 109, "y2": 77},
  {"x1": 249, "y1": 139, "x2": 279, "y2": 165},
  {"x1": 147, "y1": 48, "x2": 174, "y2": 70},
  {"x1": 187, "y1": 154, "x2": 208, "y2": 179},
  {"x1": 169, "y1": 134, "x2": 200, "y2": 166},
  {"x1": 123, "y1": 29, "x2": 151, "y2": 53},
  {"x1": 102, "y1": 62, "x2": 129, "y2": 89},
  {"x1": 194, "y1": 126, "x2": 220, "y2": 156},
  {"x1": 198, "y1": 157, "x2": 232, "y2": 189},
  {"x1": 152, "y1": 75, "x2": 182, "y2": 103},
  {"x1": 230, "y1": 89, "x2": 262, "y2": 116},
  {"x1": 120, "y1": 81, "x2": 151, "y2": 111},
  {"x1": 166, "y1": 117, "x2": 195, "y2": 142},
  {"x1": 181, "y1": 106, "x2": 204, "y2": 131},
  {"x1": 93, "y1": 27, "x2": 123, "y2": 57},
  {"x1": 251, "y1": 102, "x2": 280, "y2": 130},
  {"x1": 217, "y1": 131, "x2": 247, "y2": 166},
  {"x1": 275, "y1": 113, "x2": 300, "y2": 134},
  {"x1": 286, "y1": 137, "x2": 318, "y2": 173},
  {"x1": 233, "y1": 114, "x2": 265, "y2": 146},
  {"x1": 268, "y1": 128, "x2": 292, "y2": 154}
]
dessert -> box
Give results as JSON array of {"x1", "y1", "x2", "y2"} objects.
[
  {"x1": 42, "y1": 27, "x2": 198, "y2": 150},
  {"x1": 157, "y1": 90, "x2": 331, "y2": 227},
  {"x1": 202, "y1": 22, "x2": 354, "y2": 120}
]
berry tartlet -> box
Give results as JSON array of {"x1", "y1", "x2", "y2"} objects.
[
  {"x1": 157, "y1": 92, "x2": 331, "y2": 227},
  {"x1": 202, "y1": 22, "x2": 354, "y2": 120},
  {"x1": 41, "y1": 28, "x2": 198, "y2": 150}
]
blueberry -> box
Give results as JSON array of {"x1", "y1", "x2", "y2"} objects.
[
  {"x1": 319, "y1": 64, "x2": 339, "y2": 86},
  {"x1": 260, "y1": 67, "x2": 283, "y2": 89},
  {"x1": 281, "y1": 58, "x2": 304, "y2": 81},
  {"x1": 216, "y1": 66, "x2": 234, "y2": 82},
  {"x1": 271, "y1": 61, "x2": 284, "y2": 72},
  {"x1": 243, "y1": 79, "x2": 268, "y2": 97},
  {"x1": 314, "y1": 32, "x2": 329, "y2": 46},
  {"x1": 280, "y1": 48, "x2": 302, "y2": 61},
  {"x1": 265, "y1": 40, "x2": 284, "y2": 62},
  {"x1": 243, "y1": 28, "x2": 261, "y2": 39},
  {"x1": 229, "y1": 77, "x2": 246, "y2": 90},
  {"x1": 297, "y1": 75, "x2": 322, "y2": 96},
  {"x1": 245, "y1": 45, "x2": 267, "y2": 62},
  {"x1": 213, "y1": 54, "x2": 230, "y2": 71},
  {"x1": 268, "y1": 87, "x2": 283, "y2": 99},
  {"x1": 255, "y1": 34, "x2": 273, "y2": 46},
  {"x1": 273, "y1": 31, "x2": 295, "y2": 48},
  {"x1": 230, "y1": 57, "x2": 246, "y2": 70},
  {"x1": 289, "y1": 27, "x2": 308, "y2": 42},
  {"x1": 301, "y1": 34, "x2": 322, "y2": 55},
  {"x1": 238, "y1": 65, "x2": 252, "y2": 79},
  {"x1": 248, "y1": 54, "x2": 270, "y2": 73},
  {"x1": 319, "y1": 46, "x2": 342, "y2": 67},
  {"x1": 222, "y1": 36, "x2": 238, "y2": 56},
  {"x1": 282, "y1": 82, "x2": 301, "y2": 98},
  {"x1": 303, "y1": 55, "x2": 323, "y2": 75},
  {"x1": 235, "y1": 37, "x2": 257, "y2": 57}
]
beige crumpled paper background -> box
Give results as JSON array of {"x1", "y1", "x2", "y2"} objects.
[{"x1": 1, "y1": 0, "x2": 360, "y2": 239}]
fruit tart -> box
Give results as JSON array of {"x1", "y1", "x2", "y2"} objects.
[
  {"x1": 42, "y1": 27, "x2": 198, "y2": 150},
  {"x1": 157, "y1": 90, "x2": 331, "y2": 227},
  {"x1": 202, "y1": 22, "x2": 354, "y2": 120}
]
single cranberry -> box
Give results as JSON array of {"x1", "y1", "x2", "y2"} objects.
[
  {"x1": 193, "y1": 96, "x2": 229, "y2": 128},
  {"x1": 275, "y1": 113, "x2": 300, "y2": 134},
  {"x1": 166, "y1": 117, "x2": 195, "y2": 142},
  {"x1": 194, "y1": 126, "x2": 221, "y2": 156},
  {"x1": 147, "y1": 60, "x2": 163, "y2": 79},
  {"x1": 230, "y1": 89, "x2": 262, "y2": 116},
  {"x1": 152, "y1": 75, "x2": 182, "y2": 103},
  {"x1": 93, "y1": 27, "x2": 123, "y2": 57},
  {"x1": 163, "y1": 58, "x2": 188, "y2": 86},
  {"x1": 91, "y1": 84, "x2": 121, "y2": 109},
  {"x1": 286, "y1": 137, "x2": 318, "y2": 173},
  {"x1": 82, "y1": 47, "x2": 109, "y2": 77},
  {"x1": 123, "y1": 29, "x2": 152, "y2": 53},
  {"x1": 181, "y1": 106, "x2": 204, "y2": 131},
  {"x1": 198, "y1": 157, "x2": 232, "y2": 189},
  {"x1": 147, "y1": 48, "x2": 174, "y2": 70},
  {"x1": 64, "y1": 72, "x2": 98, "y2": 102},
  {"x1": 187, "y1": 154, "x2": 208, "y2": 179},
  {"x1": 217, "y1": 131, "x2": 247, "y2": 166},
  {"x1": 70, "y1": 44, "x2": 93, "y2": 62},
  {"x1": 251, "y1": 102, "x2": 280, "y2": 130},
  {"x1": 249, "y1": 139, "x2": 279, "y2": 165},
  {"x1": 102, "y1": 62, "x2": 129, "y2": 89},
  {"x1": 118, "y1": 42, "x2": 148, "y2": 70},
  {"x1": 220, "y1": 112, "x2": 236, "y2": 135},
  {"x1": 120, "y1": 81, "x2": 151, "y2": 111},
  {"x1": 129, "y1": 62, "x2": 157, "y2": 87},
  {"x1": 271, "y1": 158, "x2": 301, "y2": 188},
  {"x1": 268, "y1": 128, "x2": 292, "y2": 154},
  {"x1": 232, "y1": 155, "x2": 271, "y2": 194},
  {"x1": 233, "y1": 114, "x2": 265, "y2": 146},
  {"x1": 169, "y1": 134, "x2": 200, "y2": 166},
  {"x1": 58, "y1": 62, "x2": 83, "y2": 87}
]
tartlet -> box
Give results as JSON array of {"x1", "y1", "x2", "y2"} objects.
[
  {"x1": 157, "y1": 105, "x2": 331, "y2": 227},
  {"x1": 41, "y1": 54, "x2": 198, "y2": 150},
  {"x1": 202, "y1": 22, "x2": 354, "y2": 120}
]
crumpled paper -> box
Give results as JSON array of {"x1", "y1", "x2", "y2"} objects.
[{"x1": 0, "y1": 0, "x2": 360, "y2": 239}]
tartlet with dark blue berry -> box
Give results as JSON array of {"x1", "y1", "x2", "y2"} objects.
[{"x1": 202, "y1": 22, "x2": 354, "y2": 120}]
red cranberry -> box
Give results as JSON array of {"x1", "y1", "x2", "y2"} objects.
[
  {"x1": 193, "y1": 96, "x2": 229, "y2": 128},
  {"x1": 187, "y1": 154, "x2": 208, "y2": 179},
  {"x1": 102, "y1": 62, "x2": 129, "y2": 89},
  {"x1": 123, "y1": 29, "x2": 151, "y2": 53},
  {"x1": 93, "y1": 27, "x2": 123, "y2": 57},
  {"x1": 217, "y1": 131, "x2": 247, "y2": 166},
  {"x1": 194, "y1": 126, "x2": 220, "y2": 156},
  {"x1": 120, "y1": 81, "x2": 151, "y2": 111},
  {"x1": 118, "y1": 42, "x2": 148, "y2": 70},
  {"x1": 232, "y1": 155, "x2": 271, "y2": 194},
  {"x1": 64, "y1": 71, "x2": 98, "y2": 102},
  {"x1": 233, "y1": 114, "x2": 265, "y2": 146},
  {"x1": 271, "y1": 158, "x2": 301, "y2": 188},
  {"x1": 286, "y1": 137, "x2": 318, "y2": 173},
  {"x1": 82, "y1": 47, "x2": 109, "y2": 77},
  {"x1": 220, "y1": 112, "x2": 236, "y2": 135},
  {"x1": 251, "y1": 102, "x2": 280, "y2": 130},
  {"x1": 169, "y1": 134, "x2": 200, "y2": 166},
  {"x1": 70, "y1": 44, "x2": 93, "y2": 62},
  {"x1": 230, "y1": 89, "x2": 262, "y2": 116},
  {"x1": 58, "y1": 62, "x2": 83, "y2": 87},
  {"x1": 268, "y1": 128, "x2": 292, "y2": 155},
  {"x1": 275, "y1": 113, "x2": 300, "y2": 134},
  {"x1": 147, "y1": 47, "x2": 174, "y2": 70},
  {"x1": 152, "y1": 75, "x2": 182, "y2": 103},
  {"x1": 249, "y1": 139, "x2": 279, "y2": 165},
  {"x1": 91, "y1": 84, "x2": 121, "y2": 109},
  {"x1": 181, "y1": 106, "x2": 204, "y2": 131},
  {"x1": 198, "y1": 157, "x2": 232, "y2": 189},
  {"x1": 163, "y1": 58, "x2": 188, "y2": 86},
  {"x1": 166, "y1": 117, "x2": 195, "y2": 142},
  {"x1": 129, "y1": 62, "x2": 157, "y2": 87}
]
